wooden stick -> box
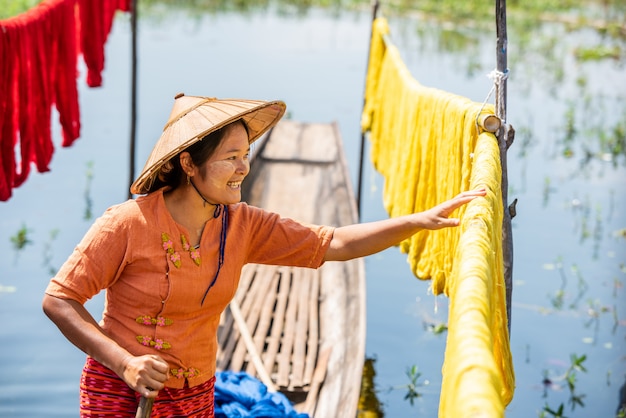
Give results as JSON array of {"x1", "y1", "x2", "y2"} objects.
[
  {"x1": 357, "y1": 0, "x2": 381, "y2": 219},
  {"x1": 135, "y1": 396, "x2": 154, "y2": 418},
  {"x1": 495, "y1": 0, "x2": 514, "y2": 334},
  {"x1": 229, "y1": 298, "x2": 277, "y2": 392},
  {"x1": 127, "y1": 0, "x2": 138, "y2": 199}
]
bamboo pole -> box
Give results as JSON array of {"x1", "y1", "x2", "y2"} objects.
[
  {"x1": 495, "y1": 0, "x2": 515, "y2": 334},
  {"x1": 356, "y1": 0, "x2": 380, "y2": 220},
  {"x1": 128, "y1": 2, "x2": 153, "y2": 415},
  {"x1": 127, "y1": 0, "x2": 138, "y2": 199}
]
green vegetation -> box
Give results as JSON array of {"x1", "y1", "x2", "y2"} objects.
[
  {"x1": 84, "y1": 161, "x2": 95, "y2": 221},
  {"x1": 0, "y1": 0, "x2": 40, "y2": 19},
  {"x1": 42, "y1": 229, "x2": 59, "y2": 276},
  {"x1": 401, "y1": 365, "x2": 425, "y2": 406},
  {"x1": 540, "y1": 354, "x2": 588, "y2": 417},
  {"x1": 10, "y1": 224, "x2": 32, "y2": 252}
]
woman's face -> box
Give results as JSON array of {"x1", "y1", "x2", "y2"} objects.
[{"x1": 193, "y1": 122, "x2": 250, "y2": 205}]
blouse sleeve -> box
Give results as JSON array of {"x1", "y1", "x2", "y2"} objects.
[
  {"x1": 45, "y1": 204, "x2": 132, "y2": 304},
  {"x1": 233, "y1": 203, "x2": 335, "y2": 268}
]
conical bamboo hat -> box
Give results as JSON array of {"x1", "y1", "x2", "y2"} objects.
[{"x1": 130, "y1": 93, "x2": 286, "y2": 195}]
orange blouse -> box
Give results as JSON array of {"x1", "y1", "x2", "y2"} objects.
[{"x1": 45, "y1": 188, "x2": 334, "y2": 388}]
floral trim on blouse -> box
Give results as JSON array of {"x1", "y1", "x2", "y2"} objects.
[
  {"x1": 161, "y1": 232, "x2": 201, "y2": 268},
  {"x1": 181, "y1": 234, "x2": 201, "y2": 266},
  {"x1": 171, "y1": 367, "x2": 200, "y2": 379},
  {"x1": 136, "y1": 335, "x2": 172, "y2": 350},
  {"x1": 136, "y1": 315, "x2": 173, "y2": 326}
]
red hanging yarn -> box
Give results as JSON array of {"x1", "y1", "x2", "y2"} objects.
[
  {"x1": 78, "y1": 0, "x2": 130, "y2": 87},
  {"x1": 0, "y1": 0, "x2": 130, "y2": 201},
  {"x1": 0, "y1": 0, "x2": 79, "y2": 201}
]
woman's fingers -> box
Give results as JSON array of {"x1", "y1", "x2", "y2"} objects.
[
  {"x1": 422, "y1": 189, "x2": 487, "y2": 230},
  {"x1": 149, "y1": 355, "x2": 169, "y2": 375},
  {"x1": 455, "y1": 188, "x2": 487, "y2": 202},
  {"x1": 445, "y1": 188, "x2": 487, "y2": 211},
  {"x1": 144, "y1": 356, "x2": 169, "y2": 390},
  {"x1": 122, "y1": 355, "x2": 169, "y2": 397}
]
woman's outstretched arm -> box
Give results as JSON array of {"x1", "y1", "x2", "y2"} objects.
[{"x1": 324, "y1": 189, "x2": 486, "y2": 262}]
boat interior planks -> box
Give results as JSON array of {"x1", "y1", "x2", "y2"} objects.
[{"x1": 216, "y1": 119, "x2": 366, "y2": 417}]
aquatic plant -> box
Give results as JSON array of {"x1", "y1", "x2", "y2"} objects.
[
  {"x1": 10, "y1": 224, "x2": 32, "y2": 252},
  {"x1": 541, "y1": 353, "x2": 588, "y2": 416},
  {"x1": 84, "y1": 161, "x2": 94, "y2": 221},
  {"x1": 402, "y1": 364, "x2": 424, "y2": 406},
  {"x1": 42, "y1": 229, "x2": 60, "y2": 276}
]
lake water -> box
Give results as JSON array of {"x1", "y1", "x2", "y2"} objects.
[{"x1": 1, "y1": 4, "x2": 624, "y2": 418}]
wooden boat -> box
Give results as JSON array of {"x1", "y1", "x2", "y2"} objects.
[{"x1": 216, "y1": 119, "x2": 366, "y2": 417}]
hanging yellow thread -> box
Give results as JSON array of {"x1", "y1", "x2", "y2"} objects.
[{"x1": 361, "y1": 17, "x2": 515, "y2": 417}]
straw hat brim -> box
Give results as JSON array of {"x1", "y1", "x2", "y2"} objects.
[{"x1": 130, "y1": 95, "x2": 287, "y2": 195}]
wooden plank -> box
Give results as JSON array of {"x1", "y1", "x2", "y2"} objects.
[
  {"x1": 301, "y1": 346, "x2": 332, "y2": 416},
  {"x1": 245, "y1": 270, "x2": 279, "y2": 376},
  {"x1": 303, "y1": 269, "x2": 320, "y2": 385},
  {"x1": 276, "y1": 268, "x2": 300, "y2": 387},
  {"x1": 263, "y1": 266, "x2": 292, "y2": 377},
  {"x1": 261, "y1": 122, "x2": 337, "y2": 163},
  {"x1": 290, "y1": 268, "x2": 311, "y2": 387}
]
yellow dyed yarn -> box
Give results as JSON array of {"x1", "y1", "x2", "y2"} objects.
[
  {"x1": 361, "y1": 17, "x2": 515, "y2": 416},
  {"x1": 439, "y1": 132, "x2": 514, "y2": 415}
]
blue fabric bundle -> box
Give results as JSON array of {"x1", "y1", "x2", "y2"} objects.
[{"x1": 214, "y1": 371, "x2": 310, "y2": 418}]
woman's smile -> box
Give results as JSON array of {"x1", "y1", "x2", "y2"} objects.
[{"x1": 194, "y1": 122, "x2": 250, "y2": 205}]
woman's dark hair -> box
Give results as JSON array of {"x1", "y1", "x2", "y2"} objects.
[{"x1": 148, "y1": 119, "x2": 249, "y2": 192}]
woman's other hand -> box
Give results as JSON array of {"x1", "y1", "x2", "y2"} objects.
[{"x1": 121, "y1": 354, "x2": 169, "y2": 398}]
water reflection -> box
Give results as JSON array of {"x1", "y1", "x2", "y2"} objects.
[
  {"x1": 618, "y1": 380, "x2": 626, "y2": 417},
  {"x1": 358, "y1": 357, "x2": 385, "y2": 418}
]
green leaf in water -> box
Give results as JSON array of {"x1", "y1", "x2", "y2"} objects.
[{"x1": 10, "y1": 225, "x2": 33, "y2": 251}]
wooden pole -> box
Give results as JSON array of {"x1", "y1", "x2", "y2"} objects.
[
  {"x1": 127, "y1": 0, "x2": 138, "y2": 199},
  {"x1": 128, "y1": 2, "x2": 152, "y2": 415},
  {"x1": 495, "y1": 0, "x2": 515, "y2": 334},
  {"x1": 228, "y1": 299, "x2": 277, "y2": 392},
  {"x1": 135, "y1": 396, "x2": 154, "y2": 418},
  {"x1": 357, "y1": 0, "x2": 380, "y2": 220}
]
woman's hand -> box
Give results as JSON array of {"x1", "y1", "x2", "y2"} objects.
[
  {"x1": 121, "y1": 354, "x2": 169, "y2": 398},
  {"x1": 419, "y1": 188, "x2": 487, "y2": 230},
  {"x1": 325, "y1": 188, "x2": 486, "y2": 261}
]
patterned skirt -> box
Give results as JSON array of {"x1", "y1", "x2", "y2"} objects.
[{"x1": 80, "y1": 357, "x2": 215, "y2": 417}]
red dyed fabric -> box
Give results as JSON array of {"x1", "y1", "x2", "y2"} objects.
[
  {"x1": 78, "y1": 0, "x2": 131, "y2": 87},
  {"x1": 0, "y1": 0, "x2": 130, "y2": 201},
  {"x1": 0, "y1": 0, "x2": 79, "y2": 201},
  {"x1": 80, "y1": 357, "x2": 216, "y2": 417}
]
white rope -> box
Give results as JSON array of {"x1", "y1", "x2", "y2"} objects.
[
  {"x1": 475, "y1": 68, "x2": 509, "y2": 133},
  {"x1": 488, "y1": 68, "x2": 509, "y2": 122}
]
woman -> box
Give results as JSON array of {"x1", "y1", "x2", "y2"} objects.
[{"x1": 43, "y1": 93, "x2": 485, "y2": 417}]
